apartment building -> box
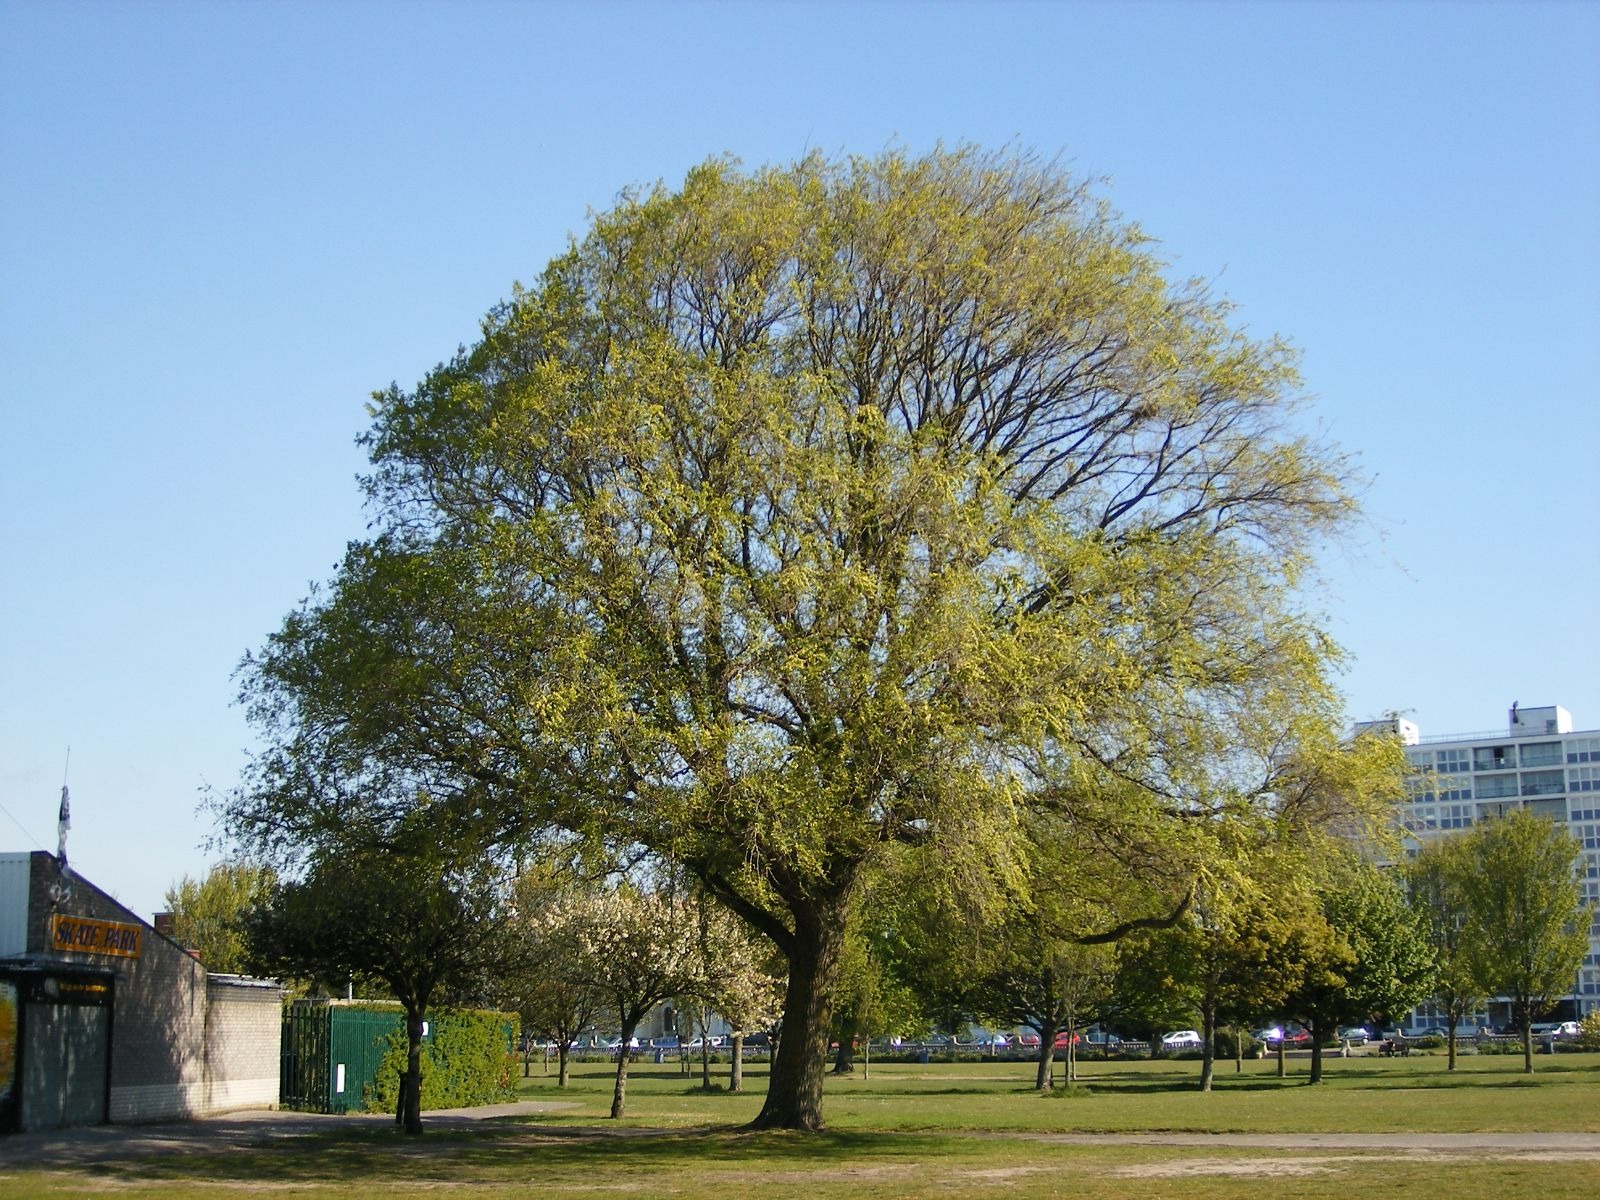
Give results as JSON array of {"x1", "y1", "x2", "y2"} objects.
[{"x1": 1358, "y1": 704, "x2": 1600, "y2": 1029}]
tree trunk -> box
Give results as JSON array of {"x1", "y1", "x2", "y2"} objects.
[
  {"x1": 1233, "y1": 1025, "x2": 1242, "y2": 1074},
  {"x1": 1199, "y1": 1004, "x2": 1216, "y2": 1093},
  {"x1": 749, "y1": 898, "x2": 848, "y2": 1130},
  {"x1": 1446, "y1": 1019, "x2": 1458, "y2": 1072},
  {"x1": 700, "y1": 1007, "x2": 712, "y2": 1089},
  {"x1": 1063, "y1": 999, "x2": 1077, "y2": 1086},
  {"x1": 1276, "y1": 1034, "x2": 1286, "y2": 1078},
  {"x1": 729, "y1": 1032, "x2": 745, "y2": 1093},
  {"x1": 1521, "y1": 1017, "x2": 1534, "y2": 1074},
  {"x1": 1033, "y1": 1021, "x2": 1057, "y2": 1091},
  {"x1": 402, "y1": 1008, "x2": 425, "y2": 1134},
  {"x1": 831, "y1": 1009, "x2": 858, "y2": 1075},
  {"x1": 610, "y1": 1017, "x2": 638, "y2": 1119},
  {"x1": 1307, "y1": 1019, "x2": 1324, "y2": 1085},
  {"x1": 558, "y1": 1044, "x2": 571, "y2": 1088}
]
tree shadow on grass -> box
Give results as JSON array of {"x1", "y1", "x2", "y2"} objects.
[{"x1": 81, "y1": 1125, "x2": 945, "y2": 1188}]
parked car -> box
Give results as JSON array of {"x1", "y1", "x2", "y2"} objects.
[
  {"x1": 1414, "y1": 1027, "x2": 1452, "y2": 1040},
  {"x1": 1161, "y1": 1030, "x2": 1204, "y2": 1050},
  {"x1": 1052, "y1": 1030, "x2": 1081, "y2": 1049},
  {"x1": 1539, "y1": 1021, "x2": 1582, "y2": 1044},
  {"x1": 1337, "y1": 1026, "x2": 1371, "y2": 1043},
  {"x1": 1015, "y1": 1032, "x2": 1042, "y2": 1048},
  {"x1": 1253, "y1": 1025, "x2": 1309, "y2": 1047}
]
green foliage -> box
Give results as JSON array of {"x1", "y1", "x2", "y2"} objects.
[
  {"x1": 1278, "y1": 861, "x2": 1434, "y2": 1083},
  {"x1": 242, "y1": 846, "x2": 512, "y2": 1013},
  {"x1": 161, "y1": 861, "x2": 276, "y2": 974},
  {"x1": 242, "y1": 843, "x2": 521, "y2": 1132},
  {"x1": 1456, "y1": 810, "x2": 1591, "y2": 1054},
  {"x1": 1405, "y1": 837, "x2": 1484, "y2": 1057},
  {"x1": 232, "y1": 146, "x2": 1372, "y2": 1129},
  {"x1": 366, "y1": 1006, "x2": 520, "y2": 1113},
  {"x1": 1578, "y1": 1011, "x2": 1600, "y2": 1051}
]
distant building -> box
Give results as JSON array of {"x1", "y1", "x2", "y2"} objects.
[
  {"x1": 0, "y1": 850, "x2": 281, "y2": 1131},
  {"x1": 1358, "y1": 704, "x2": 1600, "y2": 1028}
]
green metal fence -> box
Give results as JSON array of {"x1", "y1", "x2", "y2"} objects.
[{"x1": 280, "y1": 1001, "x2": 416, "y2": 1114}]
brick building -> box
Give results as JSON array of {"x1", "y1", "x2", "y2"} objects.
[{"x1": 0, "y1": 850, "x2": 281, "y2": 1131}]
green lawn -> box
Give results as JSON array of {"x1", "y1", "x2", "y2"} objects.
[
  {"x1": 2, "y1": 1054, "x2": 1597, "y2": 1199},
  {"x1": 520, "y1": 1050, "x2": 1600, "y2": 1134}
]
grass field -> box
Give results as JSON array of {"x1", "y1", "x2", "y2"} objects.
[{"x1": 3, "y1": 1053, "x2": 1597, "y2": 1198}]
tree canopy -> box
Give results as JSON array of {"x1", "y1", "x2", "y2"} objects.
[
  {"x1": 1456, "y1": 809, "x2": 1591, "y2": 1073},
  {"x1": 161, "y1": 860, "x2": 276, "y2": 974},
  {"x1": 227, "y1": 146, "x2": 1377, "y2": 1130}
]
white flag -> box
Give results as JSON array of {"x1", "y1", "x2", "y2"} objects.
[{"x1": 57, "y1": 784, "x2": 71, "y2": 866}]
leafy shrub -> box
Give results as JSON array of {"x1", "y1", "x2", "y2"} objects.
[
  {"x1": 1579, "y1": 1012, "x2": 1600, "y2": 1052},
  {"x1": 366, "y1": 1008, "x2": 519, "y2": 1113}
]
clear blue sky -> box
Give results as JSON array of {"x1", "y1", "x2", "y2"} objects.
[{"x1": 3, "y1": 1, "x2": 1596, "y2": 919}]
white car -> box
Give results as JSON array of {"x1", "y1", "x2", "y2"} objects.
[{"x1": 1161, "y1": 1030, "x2": 1204, "y2": 1050}]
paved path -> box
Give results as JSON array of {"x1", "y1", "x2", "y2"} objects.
[{"x1": 4, "y1": 1107, "x2": 1597, "y2": 1168}]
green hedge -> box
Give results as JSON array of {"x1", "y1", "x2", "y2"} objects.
[{"x1": 365, "y1": 1007, "x2": 520, "y2": 1113}]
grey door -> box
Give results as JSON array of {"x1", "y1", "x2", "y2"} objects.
[{"x1": 21, "y1": 1002, "x2": 109, "y2": 1130}]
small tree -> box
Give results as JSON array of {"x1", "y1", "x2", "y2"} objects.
[
  {"x1": 501, "y1": 871, "x2": 605, "y2": 1087},
  {"x1": 1280, "y1": 863, "x2": 1433, "y2": 1084},
  {"x1": 688, "y1": 901, "x2": 784, "y2": 1092},
  {"x1": 243, "y1": 846, "x2": 512, "y2": 1133},
  {"x1": 1406, "y1": 837, "x2": 1485, "y2": 1070},
  {"x1": 588, "y1": 886, "x2": 701, "y2": 1118},
  {"x1": 162, "y1": 860, "x2": 276, "y2": 973},
  {"x1": 1457, "y1": 809, "x2": 1592, "y2": 1073},
  {"x1": 1122, "y1": 884, "x2": 1309, "y2": 1092}
]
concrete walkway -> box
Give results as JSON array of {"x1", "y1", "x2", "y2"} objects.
[{"x1": 4, "y1": 1107, "x2": 1597, "y2": 1168}]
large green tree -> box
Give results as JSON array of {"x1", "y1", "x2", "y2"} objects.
[
  {"x1": 1457, "y1": 809, "x2": 1592, "y2": 1073},
  {"x1": 236, "y1": 148, "x2": 1369, "y2": 1130}
]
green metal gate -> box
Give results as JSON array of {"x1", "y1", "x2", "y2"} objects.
[{"x1": 280, "y1": 1001, "x2": 415, "y2": 1114}]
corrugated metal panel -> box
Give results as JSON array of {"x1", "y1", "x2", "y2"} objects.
[
  {"x1": 329, "y1": 1006, "x2": 405, "y2": 1114},
  {"x1": 0, "y1": 855, "x2": 33, "y2": 957},
  {"x1": 280, "y1": 1001, "x2": 411, "y2": 1114}
]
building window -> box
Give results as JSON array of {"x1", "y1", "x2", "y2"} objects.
[
  {"x1": 1520, "y1": 742, "x2": 1564, "y2": 768},
  {"x1": 1521, "y1": 769, "x2": 1567, "y2": 797},
  {"x1": 1570, "y1": 767, "x2": 1600, "y2": 794},
  {"x1": 1475, "y1": 774, "x2": 1519, "y2": 800},
  {"x1": 1438, "y1": 749, "x2": 1471, "y2": 774},
  {"x1": 1474, "y1": 745, "x2": 1516, "y2": 771},
  {"x1": 1403, "y1": 808, "x2": 1439, "y2": 834}
]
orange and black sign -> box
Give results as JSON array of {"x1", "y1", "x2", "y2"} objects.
[{"x1": 50, "y1": 914, "x2": 143, "y2": 960}]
